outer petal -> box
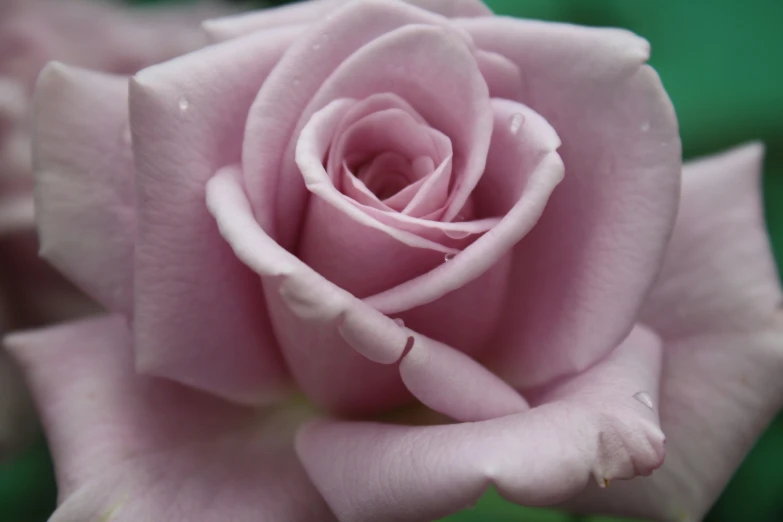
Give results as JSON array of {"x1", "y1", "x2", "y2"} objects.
[
  {"x1": 568, "y1": 144, "x2": 783, "y2": 522},
  {"x1": 129, "y1": 30, "x2": 294, "y2": 404},
  {"x1": 297, "y1": 325, "x2": 665, "y2": 522},
  {"x1": 399, "y1": 330, "x2": 529, "y2": 422},
  {"x1": 5, "y1": 316, "x2": 336, "y2": 522},
  {"x1": 208, "y1": 166, "x2": 416, "y2": 414},
  {"x1": 203, "y1": 0, "x2": 491, "y2": 42},
  {"x1": 33, "y1": 64, "x2": 135, "y2": 314},
  {"x1": 456, "y1": 17, "x2": 682, "y2": 387}
]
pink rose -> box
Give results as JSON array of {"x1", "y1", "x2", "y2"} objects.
[
  {"x1": 8, "y1": 0, "x2": 783, "y2": 521},
  {"x1": 0, "y1": 0, "x2": 229, "y2": 459}
]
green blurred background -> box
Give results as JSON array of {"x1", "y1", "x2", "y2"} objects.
[{"x1": 1, "y1": 0, "x2": 781, "y2": 521}]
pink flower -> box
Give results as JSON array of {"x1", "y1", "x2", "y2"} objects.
[
  {"x1": 0, "y1": 0, "x2": 229, "y2": 459},
  {"x1": 7, "y1": 0, "x2": 782, "y2": 520}
]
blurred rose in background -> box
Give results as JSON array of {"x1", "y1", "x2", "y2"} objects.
[{"x1": 0, "y1": 0, "x2": 230, "y2": 463}]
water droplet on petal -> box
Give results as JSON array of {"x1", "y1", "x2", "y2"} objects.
[
  {"x1": 633, "y1": 391, "x2": 654, "y2": 410},
  {"x1": 640, "y1": 121, "x2": 651, "y2": 132},
  {"x1": 393, "y1": 318, "x2": 405, "y2": 328},
  {"x1": 508, "y1": 112, "x2": 525, "y2": 135},
  {"x1": 178, "y1": 96, "x2": 189, "y2": 113},
  {"x1": 444, "y1": 228, "x2": 471, "y2": 240},
  {"x1": 313, "y1": 43, "x2": 321, "y2": 51},
  {"x1": 444, "y1": 252, "x2": 456, "y2": 262}
]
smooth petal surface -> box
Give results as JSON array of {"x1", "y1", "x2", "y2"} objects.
[
  {"x1": 295, "y1": 98, "x2": 455, "y2": 298},
  {"x1": 364, "y1": 99, "x2": 563, "y2": 356},
  {"x1": 208, "y1": 166, "x2": 415, "y2": 414},
  {"x1": 33, "y1": 64, "x2": 135, "y2": 314},
  {"x1": 129, "y1": 30, "x2": 293, "y2": 404},
  {"x1": 297, "y1": 325, "x2": 665, "y2": 522},
  {"x1": 242, "y1": 0, "x2": 489, "y2": 250},
  {"x1": 399, "y1": 330, "x2": 529, "y2": 422},
  {"x1": 204, "y1": 0, "x2": 491, "y2": 41},
  {"x1": 6, "y1": 316, "x2": 335, "y2": 522},
  {"x1": 568, "y1": 144, "x2": 783, "y2": 522},
  {"x1": 456, "y1": 17, "x2": 682, "y2": 387}
]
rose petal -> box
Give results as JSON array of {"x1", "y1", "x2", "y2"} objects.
[
  {"x1": 296, "y1": 99, "x2": 458, "y2": 298},
  {"x1": 242, "y1": 0, "x2": 489, "y2": 250},
  {"x1": 297, "y1": 325, "x2": 665, "y2": 522},
  {"x1": 567, "y1": 144, "x2": 783, "y2": 522},
  {"x1": 363, "y1": 99, "x2": 563, "y2": 358},
  {"x1": 301, "y1": 23, "x2": 492, "y2": 224},
  {"x1": 203, "y1": 0, "x2": 491, "y2": 42},
  {"x1": 399, "y1": 330, "x2": 529, "y2": 422},
  {"x1": 475, "y1": 50, "x2": 524, "y2": 101},
  {"x1": 456, "y1": 17, "x2": 681, "y2": 387},
  {"x1": 208, "y1": 165, "x2": 416, "y2": 414},
  {"x1": 129, "y1": 30, "x2": 294, "y2": 404},
  {"x1": 5, "y1": 316, "x2": 335, "y2": 522},
  {"x1": 33, "y1": 64, "x2": 135, "y2": 314}
]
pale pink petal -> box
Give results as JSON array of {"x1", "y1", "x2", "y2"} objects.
[
  {"x1": 0, "y1": 0, "x2": 224, "y2": 92},
  {"x1": 204, "y1": 0, "x2": 491, "y2": 42},
  {"x1": 475, "y1": 50, "x2": 523, "y2": 101},
  {"x1": 208, "y1": 166, "x2": 416, "y2": 414},
  {"x1": 297, "y1": 325, "x2": 665, "y2": 522},
  {"x1": 401, "y1": 156, "x2": 452, "y2": 217},
  {"x1": 363, "y1": 99, "x2": 562, "y2": 309},
  {"x1": 6, "y1": 316, "x2": 335, "y2": 522},
  {"x1": 568, "y1": 144, "x2": 783, "y2": 522},
  {"x1": 242, "y1": 0, "x2": 489, "y2": 250},
  {"x1": 129, "y1": 30, "x2": 293, "y2": 404},
  {"x1": 399, "y1": 330, "x2": 529, "y2": 422},
  {"x1": 301, "y1": 23, "x2": 492, "y2": 224},
  {"x1": 33, "y1": 64, "x2": 135, "y2": 314},
  {"x1": 296, "y1": 99, "x2": 457, "y2": 298},
  {"x1": 456, "y1": 17, "x2": 681, "y2": 387}
]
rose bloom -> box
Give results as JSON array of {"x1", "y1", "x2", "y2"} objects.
[
  {"x1": 7, "y1": 0, "x2": 783, "y2": 521},
  {"x1": 0, "y1": 0, "x2": 229, "y2": 460}
]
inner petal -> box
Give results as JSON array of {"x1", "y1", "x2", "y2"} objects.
[
  {"x1": 355, "y1": 151, "x2": 415, "y2": 199},
  {"x1": 329, "y1": 106, "x2": 451, "y2": 202}
]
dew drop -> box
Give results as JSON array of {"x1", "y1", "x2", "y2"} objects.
[
  {"x1": 178, "y1": 96, "x2": 189, "y2": 113},
  {"x1": 640, "y1": 121, "x2": 651, "y2": 132},
  {"x1": 444, "y1": 229, "x2": 471, "y2": 240},
  {"x1": 444, "y1": 252, "x2": 456, "y2": 262},
  {"x1": 508, "y1": 112, "x2": 525, "y2": 135},
  {"x1": 633, "y1": 391, "x2": 654, "y2": 410},
  {"x1": 313, "y1": 43, "x2": 321, "y2": 51},
  {"x1": 393, "y1": 318, "x2": 405, "y2": 328}
]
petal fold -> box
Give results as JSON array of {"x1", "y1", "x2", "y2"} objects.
[
  {"x1": 129, "y1": 30, "x2": 293, "y2": 404},
  {"x1": 33, "y1": 63, "x2": 134, "y2": 314},
  {"x1": 456, "y1": 17, "x2": 682, "y2": 387},
  {"x1": 569, "y1": 144, "x2": 783, "y2": 522},
  {"x1": 297, "y1": 325, "x2": 665, "y2": 522},
  {"x1": 6, "y1": 316, "x2": 335, "y2": 522}
]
